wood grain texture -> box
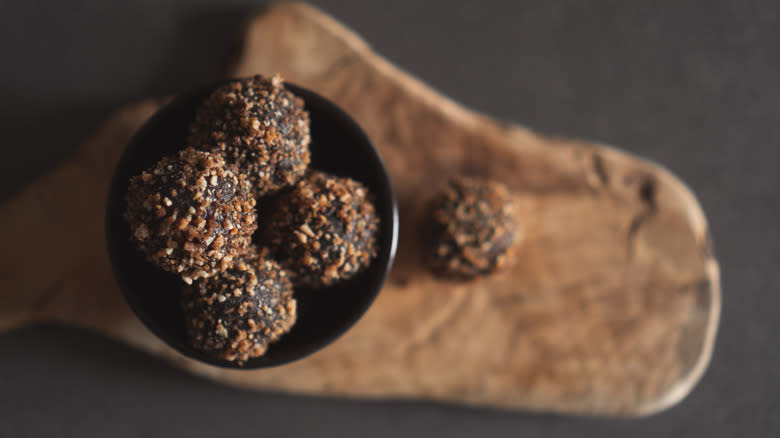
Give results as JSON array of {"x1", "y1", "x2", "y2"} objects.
[{"x1": 0, "y1": 3, "x2": 719, "y2": 417}]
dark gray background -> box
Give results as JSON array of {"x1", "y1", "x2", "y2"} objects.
[{"x1": 0, "y1": 0, "x2": 777, "y2": 436}]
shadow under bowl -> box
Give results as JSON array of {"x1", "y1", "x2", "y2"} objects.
[{"x1": 105, "y1": 82, "x2": 398, "y2": 369}]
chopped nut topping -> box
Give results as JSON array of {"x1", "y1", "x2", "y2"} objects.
[
  {"x1": 267, "y1": 171, "x2": 380, "y2": 288},
  {"x1": 134, "y1": 224, "x2": 150, "y2": 240},
  {"x1": 425, "y1": 177, "x2": 517, "y2": 280},
  {"x1": 187, "y1": 74, "x2": 311, "y2": 197},
  {"x1": 181, "y1": 247, "x2": 296, "y2": 364},
  {"x1": 125, "y1": 148, "x2": 257, "y2": 282}
]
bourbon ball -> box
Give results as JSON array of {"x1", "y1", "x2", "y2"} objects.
[
  {"x1": 124, "y1": 147, "x2": 257, "y2": 284},
  {"x1": 181, "y1": 247, "x2": 297, "y2": 363},
  {"x1": 267, "y1": 171, "x2": 380, "y2": 288},
  {"x1": 188, "y1": 74, "x2": 311, "y2": 197},
  {"x1": 426, "y1": 177, "x2": 517, "y2": 280}
]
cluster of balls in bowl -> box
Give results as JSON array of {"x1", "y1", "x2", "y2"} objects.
[{"x1": 123, "y1": 75, "x2": 380, "y2": 363}]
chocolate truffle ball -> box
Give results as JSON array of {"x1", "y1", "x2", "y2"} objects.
[
  {"x1": 188, "y1": 74, "x2": 311, "y2": 197},
  {"x1": 181, "y1": 247, "x2": 297, "y2": 363},
  {"x1": 124, "y1": 147, "x2": 257, "y2": 284},
  {"x1": 426, "y1": 177, "x2": 517, "y2": 280},
  {"x1": 267, "y1": 171, "x2": 380, "y2": 288}
]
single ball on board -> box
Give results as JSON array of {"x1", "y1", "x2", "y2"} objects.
[
  {"x1": 188, "y1": 74, "x2": 311, "y2": 197},
  {"x1": 267, "y1": 171, "x2": 380, "y2": 288},
  {"x1": 425, "y1": 176, "x2": 518, "y2": 280},
  {"x1": 124, "y1": 147, "x2": 257, "y2": 284},
  {"x1": 181, "y1": 247, "x2": 297, "y2": 363}
]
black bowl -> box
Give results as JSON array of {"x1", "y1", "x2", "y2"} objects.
[{"x1": 105, "y1": 82, "x2": 398, "y2": 369}]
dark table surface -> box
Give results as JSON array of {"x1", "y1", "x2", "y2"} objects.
[{"x1": 1, "y1": 0, "x2": 778, "y2": 436}]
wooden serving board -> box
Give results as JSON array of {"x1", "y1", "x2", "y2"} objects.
[{"x1": 0, "y1": 3, "x2": 719, "y2": 417}]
